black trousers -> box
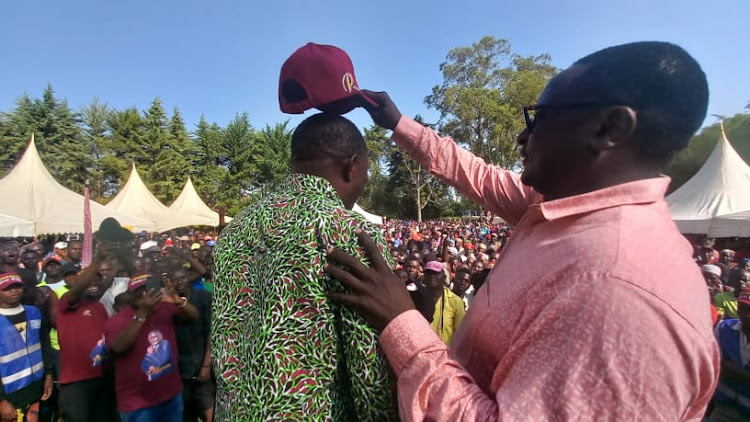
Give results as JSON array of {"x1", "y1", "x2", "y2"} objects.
[{"x1": 58, "y1": 374, "x2": 119, "y2": 422}]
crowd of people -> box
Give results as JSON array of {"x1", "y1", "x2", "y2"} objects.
[
  {"x1": 0, "y1": 213, "x2": 514, "y2": 422},
  {"x1": 0, "y1": 219, "x2": 218, "y2": 422}
]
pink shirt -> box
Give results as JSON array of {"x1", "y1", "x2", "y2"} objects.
[{"x1": 379, "y1": 117, "x2": 719, "y2": 421}]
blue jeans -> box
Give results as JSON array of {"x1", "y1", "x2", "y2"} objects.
[{"x1": 120, "y1": 393, "x2": 183, "y2": 422}]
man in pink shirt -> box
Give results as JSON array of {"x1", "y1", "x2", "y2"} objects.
[{"x1": 325, "y1": 41, "x2": 719, "y2": 421}]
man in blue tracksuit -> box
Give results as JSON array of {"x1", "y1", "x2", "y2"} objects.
[
  {"x1": 0, "y1": 272, "x2": 53, "y2": 421},
  {"x1": 711, "y1": 287, "x2": 750, "y2": 421}
]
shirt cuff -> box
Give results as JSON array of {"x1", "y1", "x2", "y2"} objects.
[
  {"x1": 379, "y1": 309, "x2": 447, "y2": 376},
  {"x1": 391, "y1": 116, "x2": 424, "y2": 150}
]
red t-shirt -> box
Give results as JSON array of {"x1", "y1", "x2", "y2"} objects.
[
  {"x1": 103, "y1": 303, "x2": 182, "y2": 412},
  {"x1": 57, "y1": 294, "x2": 110, "y2": 384}
]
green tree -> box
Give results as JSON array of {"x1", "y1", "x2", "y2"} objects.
[
  {"x1": 0, "y1": 94, "x2": 37, "y2": 176},
  {"x1": 79, "y1": 98, "x2": 110, "y2": 198},
  {"x1": 253, "y1": 121, "x2": 292, "y2": 188},
  {"x1": 192, "y1": 115, "x2": 230, "y2": 211},
  {"x1": 425, "y1": 36, "x2": 557, "y2": 169},
  {"x1": 101, "y1": 107, "x2": 147, "y2": 198}
]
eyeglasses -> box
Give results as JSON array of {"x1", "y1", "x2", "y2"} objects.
[{"x1": 522, "y1": 101, "x2": 610, "y2": 133}]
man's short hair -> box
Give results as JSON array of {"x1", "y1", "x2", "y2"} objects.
[
  {"x1": 573, "y1": 41, "x2": 708, "y2": 164},
  {"x1": 291, "y1": 113, "x2": 366, "y2": 162}
]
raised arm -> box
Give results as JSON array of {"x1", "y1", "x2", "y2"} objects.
[{"x1": 361, "y1": 90, "x2": 542, "y2": 225}]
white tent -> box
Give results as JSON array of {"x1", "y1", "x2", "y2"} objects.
[
  {"x1": 107, "y1": 165, "x2": 203, "y2": 232},
  {"x1": 352, "y1": 203, "x2": 383, "y2": 225},
  {"x1": 0, "y1": 135, "x2": 157, "y2": 235},
  {"x1": 0, "y1": 214, "x2": 35, "y2": 237},
  {"x1": 169, "y1": 177, "x2": 230, "y2": 226},
  {"x1": 667, "y1": 124, "x2": 750, "y2": 234}
]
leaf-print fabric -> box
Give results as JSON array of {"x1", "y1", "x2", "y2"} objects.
[{"x1": 211, "y1": 174, "x2": 398, "y2": 421}]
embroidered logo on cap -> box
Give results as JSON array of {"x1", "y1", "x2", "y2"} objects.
[{"x1": 342, "y1": 73, "x2": 355, "y2": 93}]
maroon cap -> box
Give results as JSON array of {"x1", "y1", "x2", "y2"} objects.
[
  {"x1": 0, "y1": 273, "x2": 23, "y2": 290},
  {"x1": 279, "y1": 43, "x2": 377, "y2": 114},
  {"x1": 128, "y1": 273, "x2": 150, "y2": 292}
]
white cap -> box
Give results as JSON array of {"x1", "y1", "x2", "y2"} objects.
[
  {"x1": 139, "y1": 240, "x2": 158, "y2": 251},
  {"x1": 702, "y1": 264, "x2": 721, "y2": 277},
  {"x1": 54, "y1": 241, "x2": 68, "y2": 249}
]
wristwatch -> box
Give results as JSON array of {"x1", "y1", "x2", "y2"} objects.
[{"x1": 133, "y1": 314, "x2": 147, "y2": 323}]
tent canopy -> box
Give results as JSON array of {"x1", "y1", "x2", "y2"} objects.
[
  {"x1": 352, "y1": 203, "x2": 383, "y2": 225},
  {"x1": 0, "y1": 136, "x2": 157, "y2": 235},
  {"x1": 107, "y1": 165, "x2": 207, "y2": 232},
  {"x1": 169, "y1": 177, "x2": 230, "y2": 227},
  {"x1": 0, "y1": 214, "x2": 35, "y2": 237},
  {"x1": 667, "y1": 124, "x2": 750, "y2": 234}
]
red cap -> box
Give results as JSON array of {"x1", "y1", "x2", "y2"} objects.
[
  {"x1": 128, "y1": 273, "x2": 150, "y2": 292},
  {"x1": 279, "y1": 43, "x2": 376, "y2": 114},
  {"x1": 0, "y1": 273, "x2": 23, "y2": 290}
]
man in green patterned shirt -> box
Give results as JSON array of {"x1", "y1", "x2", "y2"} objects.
[{"x1": 212, "y1": 113, "x2": 398, "y2": 421}]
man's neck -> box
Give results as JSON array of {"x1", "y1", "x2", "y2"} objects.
[{"x1": 0, "y1": 264, "x2": 18, "y2": 273}]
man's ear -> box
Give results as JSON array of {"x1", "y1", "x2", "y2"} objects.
[
  {"x1": 342, "y1": 154, "x2": 359, "y2": 183},
  {"x1": 588, "y1": 106, "x2": 638, "y2": 153}
]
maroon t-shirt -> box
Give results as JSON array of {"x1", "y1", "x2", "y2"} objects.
[
  {"x1": 57, "y1": 294, "x2": 110, "y2": 384},
  {"x1": 103, "y1": 303, "x2": 182, "y2": 412}
]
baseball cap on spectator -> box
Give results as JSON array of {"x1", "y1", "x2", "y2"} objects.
[
  {"x1": 43, "y1": 257, "x2": 61, "y2": 267},
  {"x1": 203, "y1": 236, "x2": 212, "y2": 241},
  {"x1": 55, "y1": 241, "x2": 68, "y2": 250},
  {"x1": 465, "y1": 243, "x2": 475, "y2": 251},
  {"x1": 61, "y1": 263, "x2": 81, "y2": 276},
  {"x1": 0, "y1": 273, "x2": 23, "y2": 290},
  {"x1": 139, "y1": 240, "x2": 159, "y2": 252},
  {"x1": 206, "y1": 240, "x2": 216, "y2": 247},
  {"x1": 128, "y1": 273, "x2": 150, "y2": 291},
  {"x1": 191, "y1": 243, "x2": 201, "y2": 250},
  {"x1": 177, "y1": 235, "x2": 190, "y2": 241},
  {"x1": 738, "y1": 287, "x2": 750, "y2": 305},
  {"x1": 279, "y1": 42, "x2": 377, "y2": 115},
  {"x1": 424, "y1": 261, "x2": 444, "y2": 273}
]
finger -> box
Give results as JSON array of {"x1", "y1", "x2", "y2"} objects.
[
  {"x1": 323, "y1": 263, "x2": 368, "y2": 293},
  {"x1": 326, "y1": 291, "x2": 363, "y2": 310},
  {"x1": 326, "y1": 247, "x2": 372, "y2": 281},
  {"x1": 355, "y1": 230, "x2": 389, "y2": 272}
]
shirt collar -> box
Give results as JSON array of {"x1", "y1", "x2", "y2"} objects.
[
  {"x1": 280, "y1": 173, "x2": 343, "y2": 206},
  {"x1": 527, "y1": 176, "x2": 670, "y2": 222}
]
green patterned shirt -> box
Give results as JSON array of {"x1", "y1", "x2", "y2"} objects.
[{"x1": 211, "y1": 174, "x2": 398, "y2": 421}]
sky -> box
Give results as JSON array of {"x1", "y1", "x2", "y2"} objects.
[{"x1": 1, "y1": 0, "x2": 747, "y2": 133}]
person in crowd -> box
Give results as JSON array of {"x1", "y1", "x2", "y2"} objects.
[
  {"x1": 0, "y1": 272, "x2": 54, "y2": 422},
  {"x1": 95, "y1": 218, "x2": 137, "y2": 316},
  {"x1": 704, "y1": 264, "x2": 725, "y2": 296},
  {"x1": 422, "y1": 261, "x2": 465, "y2": 345},
  {"x1": 54, "y1": 263, "x2": 80, "y2": 299},
  {"x1": 56, "y1": 253, "x2": 117, "y2": 422},
  {"x1": 451, "y1": 268, "x2": 473, "y2": 309},
  {"x1": 212, "y1": 113, "x2": 398, "y2": 420},
  {"x1": 171, "y1": 268, "x2": 214, "y2": 422},
  {"x1": 104, "y1": 273, "x2": 198, "y2": 422},
  {"x1": 51, "y1": 242, "x2": 67, "y2": 263},
  {"x1": 65, "y1": 240, "x2": 83, "y2": 267},
  {"x1": 42, "y1": 258, "x2": 64, "y2": 291},
  {"x1": 714, "y1": 269, "x2": 750, "y2": 320},
  {"x1": 113, "y1": 292, "x2": 129, "y2": 314},
  {"x1": 325, "y1": 41, "x2": 717, "y2": 420},
  {"x1": 0, "y1": 240, "x2": 21, "y2": 274},
  {"x1": 21, "y1": 250, "x2": 45, "y2": 284},
  {"x1": 98, "y1": 259, "x2": 128, "y2": 317},
  {"x1": 709, "y1": 287, "x2": 750, "y2": 420}
]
